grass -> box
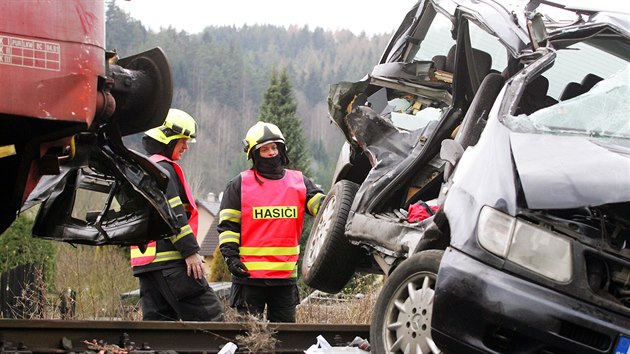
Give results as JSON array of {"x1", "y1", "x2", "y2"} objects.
[
  {"x1": 52, "y1": 243, "x2": 140, "y2": 320},
  {"x1": 8, "y1": 244, "x2": 381, "y2": 325},
  {"x1": 234, "y1": 313, "x2": 279, "y2": 353},
  {"x1": 297, "y1": 287, "x2": 379, "y2": 324}
]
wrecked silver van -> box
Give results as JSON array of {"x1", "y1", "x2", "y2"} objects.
[{"x1": 301, "y1": 0, "x2": 630, "y2": 352}]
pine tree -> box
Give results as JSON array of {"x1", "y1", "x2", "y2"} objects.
[
  {"x1": 257, "y1": 68, "x2": 311, "y2": 176},
  {"x1": 208, "y1": 246, "x2": 231, "y2": 282},
  {"x1": 105, "y1": 0, "x2": 148, "y2": 56},
  {"x1": 0, "y1": 213, "x2": 56, "y2": 287}
]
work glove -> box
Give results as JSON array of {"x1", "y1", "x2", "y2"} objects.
[{"x1": 226, "y1": 257, "x2": 250, "y2": 278}]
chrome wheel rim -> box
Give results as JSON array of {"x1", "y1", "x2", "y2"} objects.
[
  {"x1": 304, "y1": 194, "x2": 337, "y2": 269},
  {"x1": 383, "y1": 273, "x2": 441, "y2": 354}
]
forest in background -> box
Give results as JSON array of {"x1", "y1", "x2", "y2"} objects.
[{"x1": 105, "y1": 1, "x2": 393, "y2": 196}]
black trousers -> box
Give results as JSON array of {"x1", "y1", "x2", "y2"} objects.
[
  {"x1": 230, "y1": 283, "x2": 300, "y2": 323},
  {"x1": 138, "y1": 267, "x2": 224, "y2": 321}
]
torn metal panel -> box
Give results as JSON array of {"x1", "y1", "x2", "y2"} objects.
[
  {"x1": 344, "y1": 105, "x2": 419, "y2": 168},
  {"x1": 347, "y1": 212, "x2": 429, "y2": 258},
  {"x1": 444, "y1": 109, "x2": 519, "y2": 246}
]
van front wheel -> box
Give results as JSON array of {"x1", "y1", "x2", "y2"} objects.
[{"x1": 371, "y1": 250, "x2": 444, "y2": 354}]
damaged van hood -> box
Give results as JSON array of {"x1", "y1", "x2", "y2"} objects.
[
  {"x1": 510, "y1": 133, "x2": 630, "y2": 209},
  {"x1": 506, "y1": 66, "x2": 630, "y2": 210}
]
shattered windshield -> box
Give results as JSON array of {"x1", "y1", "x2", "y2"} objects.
[{"x1": 506, "y1": 66, "x2": 630, "y2": 148}]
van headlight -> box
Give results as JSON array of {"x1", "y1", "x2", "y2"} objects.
[{"x1": 477, "y1": 206, "x2": 572, "y2": 282}]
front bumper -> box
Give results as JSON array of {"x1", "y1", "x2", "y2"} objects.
[{"x1": 432, "y1": 247, "x2": 630, "y2": 354}]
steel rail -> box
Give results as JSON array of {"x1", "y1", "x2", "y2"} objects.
[{"x1": 0, "y1": 319, "x2": 369, "y2": 353}]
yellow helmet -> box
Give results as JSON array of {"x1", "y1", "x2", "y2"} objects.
[
  {"x1": 145, "y1": 108, "x2": 197, "y2": 145},
  {"x1": 242, "y1": 121, "x2": 285, "y2": 159}
]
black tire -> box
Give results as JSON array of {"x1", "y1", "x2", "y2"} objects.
[
  {"x1": 371, "y1": 250, "x2": 444, "y2": 354},
  {"x1": 301, "y1": 180, "x2": 361, "y2": 293}
]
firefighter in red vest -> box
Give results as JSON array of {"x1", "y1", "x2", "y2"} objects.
[
  {"x1": 217, "y1": 121, "x2": 325, "y2": 322},
  {"x1": 130, "y1": 109, "x2": 223, "y2": 321}
]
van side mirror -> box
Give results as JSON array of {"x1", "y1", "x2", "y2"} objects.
[{"x1": 440, "y1": 139, "x2": 464, "y2": 181}]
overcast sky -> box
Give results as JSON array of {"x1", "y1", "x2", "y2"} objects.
[{"x1": 117, "y1": 0, "x2": 410, "y2": 36}]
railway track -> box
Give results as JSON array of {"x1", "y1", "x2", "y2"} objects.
[{"x1": 0, "y1": 319, "x2": 370, "y2": 353}]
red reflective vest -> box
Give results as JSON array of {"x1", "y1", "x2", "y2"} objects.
[
  {"x1": 240, "y1": 169, "x2": 306, "y2": 278},
  {"x1": 130, "y1": 154, "x2": 198, "y2": 267}
]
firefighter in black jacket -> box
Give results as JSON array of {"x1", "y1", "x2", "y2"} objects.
[
  {"x1": 217, "y1": 121, "x2": 325, "y2": 322},
  {"x1": 130, "y1": 109, "x2": 223, "y2": 321}
]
